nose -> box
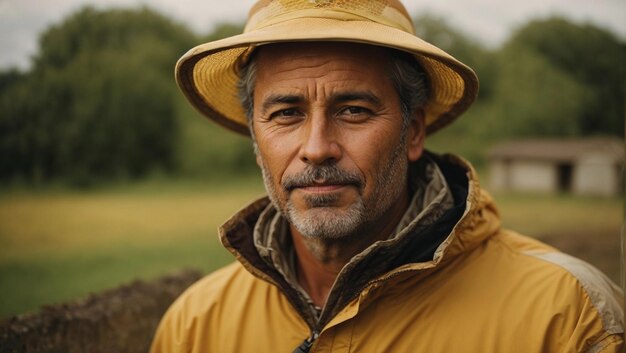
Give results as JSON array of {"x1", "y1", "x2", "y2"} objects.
[{"x1": 299, "y1": 114, "x2": 342, "y2": 165}]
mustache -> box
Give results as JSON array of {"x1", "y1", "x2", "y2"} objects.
[{"x1": 282, "y1": 165, "x2": 363, "y2": 191}]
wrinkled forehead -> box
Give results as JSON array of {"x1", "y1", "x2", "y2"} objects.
[{"x1": 251, "y1": 42, "x2": 398, "y2": 93}]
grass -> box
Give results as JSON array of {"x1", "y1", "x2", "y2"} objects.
[
  {"x1": 492, "y1": 192, "x2": 622, "y2": 237},
  {"x1": 0, "y1": 178, "x2": 622, "y2": 318},
  {"x1": 0, "y1": 177, "x2": 266, "y2": 318}
]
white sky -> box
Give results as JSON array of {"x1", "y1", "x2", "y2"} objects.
[{"x1": 0, "y1": 0, "x2": 625, "y2": 70}]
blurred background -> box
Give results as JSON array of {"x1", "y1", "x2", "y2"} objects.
[{"x1": 0, "y1": 0, "x2": 624, "y2": 318}]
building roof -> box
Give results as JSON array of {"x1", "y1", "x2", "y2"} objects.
[{"x1": 488, "y1": 137, "x2": 624, "y2": 163}]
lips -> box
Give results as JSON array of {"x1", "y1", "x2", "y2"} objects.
[{"x1": 297, "y1": 183, "x2": 349, "y2": 193}]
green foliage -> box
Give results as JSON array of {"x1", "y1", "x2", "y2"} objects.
[
  {"x1": 507, "y1": 18, "x2": 625, "y2": 135},
  {"x1": 175, "y1": 21, "x2": 258, "y2": 178},
  {"x1": 0, "y1": 7, "x2": 197, "y2": 185},
  {"x1": 487, "y1": 43, "x2": 593, "y2": 137},
  {"x1": 35, "y1": 6, "x2": 195, "y2": 73},
  {"x1": 485, "y1": 43, "x2": 593, "y2": 137},
  {"x1": 174, "y1": 95, "x2": 258, "y2": 178},
  {"x1": 0, "y1": 69, "x2": 24, "y2": 92}
]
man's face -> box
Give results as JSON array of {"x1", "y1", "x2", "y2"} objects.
[{"x1": 251, "y1": 42, "x2": 424, "y2": 240}]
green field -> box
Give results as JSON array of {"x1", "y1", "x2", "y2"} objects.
[
  {"x1": 0, "y1": 178, "x2": 266, "y2": 318},
  {"x1": 0, "y1": 178, "x2": 622, "y2": 318}
]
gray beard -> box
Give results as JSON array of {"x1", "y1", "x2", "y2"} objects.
[
  {"x1": 285, "y1": 189, "x2": 367, "y2": 240},
  {"x1": 257, "y1": 136, "x2": 408, "y2": 240}
]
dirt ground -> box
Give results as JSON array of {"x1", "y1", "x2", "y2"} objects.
[{"x1": 0, "y1": 270, "x2": 201, "y2": 353}]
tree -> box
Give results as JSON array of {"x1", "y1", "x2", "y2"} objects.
[
  {"x1": 174, "y1": 21, "x2": 259, "y2": 178},
  {"x1": 487, "y1": 43, "x2": 592, "y2": 137},
  {"x1": 0, "y1": 6, "x2": 198, "y2": 184},
  {"x1": 507, "y1": 18, "x2": 625, "y2": 135},
  {"x1": 34, "y1": 6, "x2": 195, "y2": 74}
]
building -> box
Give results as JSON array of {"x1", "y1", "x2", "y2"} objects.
[{"x1": 488, "y1": 138, "x2": 624, "y2": 196}]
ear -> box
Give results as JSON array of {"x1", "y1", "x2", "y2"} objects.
[{"x1": 406, "y1": 110, "x2": 425, "y2": 162}]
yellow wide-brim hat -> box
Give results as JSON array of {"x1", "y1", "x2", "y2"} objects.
[{"x1": 175, "y1": 0, "x2": 479, "y2": 136}]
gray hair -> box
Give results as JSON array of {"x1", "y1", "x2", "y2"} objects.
[{"x1": 237, "y1": 47, "x2": 429, "y2": 133}]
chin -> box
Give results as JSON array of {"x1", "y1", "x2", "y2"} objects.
[{"x1": 287, "y1": 204, "x2": 366, "y2": 240}]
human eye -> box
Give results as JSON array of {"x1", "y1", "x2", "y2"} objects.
[
  {"x1": 269, "y1": 108, "x2": 303, "y2": 124},
  {"x1": 337, "y1": 106, "x2": 372, "y2": 121}
]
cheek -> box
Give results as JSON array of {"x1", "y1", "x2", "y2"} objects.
[
  {"x1": 350, "y1": 126, "x2": 404, "y2": 186},
  {"x1": 358, "y1": 150, "x2": 389, "y2": 183},
  {"x1": 257, "y1": 138, "x2": 294, "y2": 187}
]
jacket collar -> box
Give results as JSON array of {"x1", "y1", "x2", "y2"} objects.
[
  {"x1": 250, "y1": 153, "x2": 456, "y2": 317},
  {"x1": 218, "y1": 152, "x2": 501, "y2": 330}
]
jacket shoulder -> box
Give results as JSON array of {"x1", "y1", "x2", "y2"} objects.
[
  {"x1": 150, "y1": 262, "x2": 257, "y2": 353},
  {"x1": 492, "y1": 230, "x2": 624, "y2": 350},
  {"x1": 171, "y1": 261, "x2": 252, "y2": 312}
]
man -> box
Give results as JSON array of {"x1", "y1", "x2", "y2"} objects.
[{"x1": 151, "y1": 1, "x2": 624, "y2": 352}]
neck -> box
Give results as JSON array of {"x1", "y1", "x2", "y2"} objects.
[{"x1": 290, "y1": 189, "x2": 410, "y2": 308}]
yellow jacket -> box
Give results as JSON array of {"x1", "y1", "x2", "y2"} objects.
[{"x1": 151, "y1": 154, "x2": 623, "y2": 353}]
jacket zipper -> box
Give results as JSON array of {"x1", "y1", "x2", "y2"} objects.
[
  {"x1": 317, "y1": 266, "x2": 423, "y2": 327},
  {"x1": 292, "y1": 331, "x2": 319, "y2": 353},
  {"x1": 241, "y1": 260, "x2": 322, "y2": 351},
  {"x1": 296, "y1": 269, "x2": 427, "y2": 353}
]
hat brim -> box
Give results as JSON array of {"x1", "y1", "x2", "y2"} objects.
[{"x1": 176, "y1": 17, "x2": 479, "y2": 136}]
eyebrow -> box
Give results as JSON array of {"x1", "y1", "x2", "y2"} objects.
[
  {"x1": 259, "y1": 90, "x2": 383, "y2": 115},
  {"x1": 261, "y1": 94, "x2": 304, "y2": 115},
  {"x1": 330, "y1": 91, "x2": 382, "y2": 107}
]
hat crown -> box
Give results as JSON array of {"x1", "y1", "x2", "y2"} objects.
[{"x1": 246, "y1": 0, "x2": 415, "y2": 34}]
